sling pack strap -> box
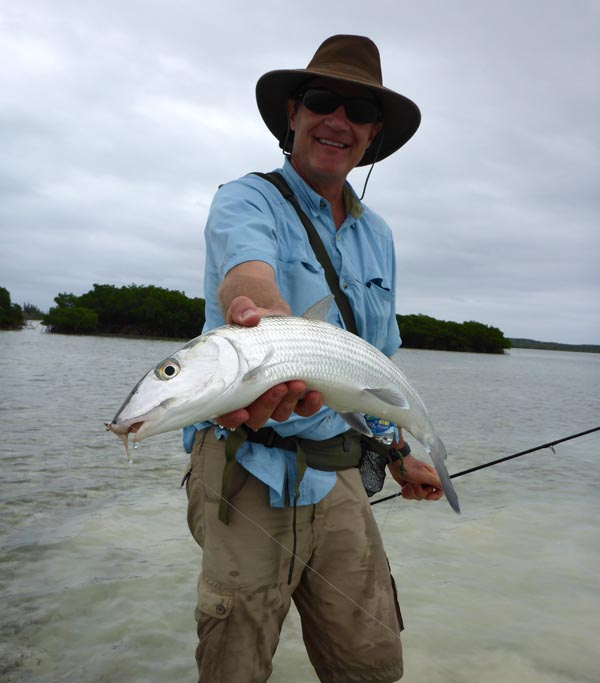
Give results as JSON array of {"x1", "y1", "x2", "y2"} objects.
[{"x1": 253, "y1": 171, "x2": 359, "y2": 336}]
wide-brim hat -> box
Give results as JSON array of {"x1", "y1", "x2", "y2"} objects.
[{"x1": 256, "y1": 35, "x2": 421, "y2": 167}]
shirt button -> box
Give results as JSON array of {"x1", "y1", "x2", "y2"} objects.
[
  {"x1": 320, "y1": 199, "x2": 327, "y2": 208},
  {"x1": 342, "y1": 281, "x2": 348, "y2": 289},
  {"x1": 216, "y1": 604, "x2": 226, "y2": 616}
]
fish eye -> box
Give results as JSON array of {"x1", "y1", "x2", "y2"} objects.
[{"x1": 155, "y1": 359, "x2": 181, "y2": 381}]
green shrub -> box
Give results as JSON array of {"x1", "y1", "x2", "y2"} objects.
[{"x1": 0, "y1": 286, "x2": 25, "y2": 330}]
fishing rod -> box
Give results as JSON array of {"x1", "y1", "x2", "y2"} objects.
[{"x1": 370, "y1": 425, "x2": 600, "y2": 507}]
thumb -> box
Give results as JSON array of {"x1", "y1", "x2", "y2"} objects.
[{"x1": 227, "y1": 296, "x2": 261, "y2": 326}]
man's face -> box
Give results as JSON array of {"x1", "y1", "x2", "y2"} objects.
[{"x1": 287, "y1": 79, "x2": 383, "y2": 191}]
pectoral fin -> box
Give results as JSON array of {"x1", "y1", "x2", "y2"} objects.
[
  {"x1": 339, "y1": 412, "x2": 373, "y2": 436},
  {"x1": 365, "y1": 388, "x2": 409, "y2": 409},
  {"x1": 241, "y1": 346, "x2": 276, "y2": 382}
]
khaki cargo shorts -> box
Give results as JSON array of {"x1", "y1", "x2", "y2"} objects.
[{"x1": 185, "y1": 428, "x2": 404, "y2": 683}]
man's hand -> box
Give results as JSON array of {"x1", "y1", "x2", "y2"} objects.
[
  {"x1": 216, "y1": 295, "x2": 323, "y2": 431},
  {"x1": 388, "y1": 455, "x2": 445, "y2": 502}
]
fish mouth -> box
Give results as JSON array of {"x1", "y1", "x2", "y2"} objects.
[
  {"x1": 105, "y1": 420, "x2": 144, "y2": 437},
  {"x1": 105, "y1": 404, "x2": 163, "y2": 439},
  {"x1": 104, "y1": 420, "x2": 144, "y2": 436},
  {"x1": 104, "y1": 420, "x2": 147, "y2": 461},
  {"x1": 105, "y1": 405, "x2": 164, "y2": 459}
]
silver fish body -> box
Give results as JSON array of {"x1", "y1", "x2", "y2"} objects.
[{"x1": 107, "y1": 310, "x2": 460, "y2": 513}]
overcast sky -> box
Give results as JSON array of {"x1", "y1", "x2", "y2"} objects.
[{"x1": 1, "y1": 0, "x2": 598, "y2": 344}]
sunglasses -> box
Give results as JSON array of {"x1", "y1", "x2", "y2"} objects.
[{"x1": 297, "y1": 88, "x2": 381, "y2": 125}]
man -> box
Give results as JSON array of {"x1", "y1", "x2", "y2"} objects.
[{"x1": 183, "y1": 35, "x2": 444, "y2": 683}]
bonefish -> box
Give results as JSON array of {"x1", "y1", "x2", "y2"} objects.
[{"x1": 106, "y1": 297, "x2": 460, "y2": 513}]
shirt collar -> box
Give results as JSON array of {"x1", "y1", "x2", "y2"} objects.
[
  {"x1": 281, "y1": 158, "x2": 364, "y2": 221},
  {"x1": 343, "y1": 184, "x2": 363, "y2": 220}
]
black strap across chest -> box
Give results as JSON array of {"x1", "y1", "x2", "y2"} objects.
[{"x1": 252, "y1": 171, "x2": 359, "y2": 336}]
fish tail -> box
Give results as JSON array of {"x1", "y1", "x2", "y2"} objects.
[{"x1": 430, "y1": 436, "x2": 461, "y2": 514}]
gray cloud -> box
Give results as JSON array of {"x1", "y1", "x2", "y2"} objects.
[{"x1": 1, "y1": 0, "x2": 598, "y2": 344}]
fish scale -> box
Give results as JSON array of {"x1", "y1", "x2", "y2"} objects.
[{"x1": 218, "y1": 317, "x2": 395, "y2": 389}]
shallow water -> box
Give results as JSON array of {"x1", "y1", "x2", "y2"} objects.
[{"x1": 1, "y1": 323, "x2": 599, "y2": 682}]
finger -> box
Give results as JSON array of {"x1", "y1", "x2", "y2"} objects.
[
  {"x1": 215, "y1": 408, "x2": 250, "y2": 430},
  {"x1": 270, "y1": 380, "x2": 307, "y2": 423},
  {"x1": 402, "y1": 484, "x2": 427, "y2": 500},
  {"x1": 295, "y1": 390, "x2": 323, "y2": 418},
  {"x1": 400, "y1": 483, "x2": 417, "y2": 500},
  {"x1": 423, "y1": 475, "x2": 443, "y2": 492},
  {"x1": 415, "y1": 464, "x2": 443, "y2": 490},
  {"x1": 245, "y1": 384, "x2": 289, "y2": 431},
  {"x1": 402, "y1": 483, "x2": 441, "y2": 501},
  {"x1": 226, "y1": 296, "x2": 261, "y2": 326}
]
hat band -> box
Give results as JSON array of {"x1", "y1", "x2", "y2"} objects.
[{"x1": 308, "y1": 62, "x2": 383, "y2": 88}]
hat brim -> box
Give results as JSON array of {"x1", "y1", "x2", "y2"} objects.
[{"x1": 256, "y1": 69, "x2": 421, "y2": 166}]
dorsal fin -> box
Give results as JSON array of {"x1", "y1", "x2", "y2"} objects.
[{"x1": 302, "y1": 295, "x2": 335, "y2": 321}]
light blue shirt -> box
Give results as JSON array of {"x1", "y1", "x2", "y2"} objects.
[{"x1": 184, "y1": 158, "x2": 401, "y2": 507}]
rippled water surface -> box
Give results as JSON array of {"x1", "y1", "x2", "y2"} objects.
[{"x1": 2, "y1": 323, "x2": 599, "y2": 682}]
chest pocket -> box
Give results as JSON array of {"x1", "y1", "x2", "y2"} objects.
[
  {"x1": 366, "y1": 277, "x2": 393, "y2": 301},
  {"x1": 358, "y1": 275, "x2": 394, "y2": 349}
]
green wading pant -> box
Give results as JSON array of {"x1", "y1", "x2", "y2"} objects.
[{"x1": 185, "y1": 428, "x2": 404, "y2": 683}]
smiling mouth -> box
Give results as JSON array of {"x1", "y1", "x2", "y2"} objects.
[{"x1": 316, "y1": 137, "x2": 348, "y2": 149}]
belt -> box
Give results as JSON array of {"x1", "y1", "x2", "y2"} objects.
[{"x1": 240, "y1": 425, "x2": 364, "y2": 471}]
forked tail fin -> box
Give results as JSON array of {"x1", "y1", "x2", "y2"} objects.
[{"x1": 430, "y1": 436, "x2": 461, "y2": 514}]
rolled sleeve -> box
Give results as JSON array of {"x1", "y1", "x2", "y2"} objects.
[{"x1": 205, "y1": 181, "x2": 280, "y2": 280}]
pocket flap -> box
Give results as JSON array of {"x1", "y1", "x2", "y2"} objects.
[
  {"x1": 196, "y1": 576, "x2": 234, "y2": 620},
  {"x1": 365, "y1": 277, "x2": 393, "y2": 300}
]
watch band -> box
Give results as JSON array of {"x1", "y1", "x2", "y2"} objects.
[{"x1": 389, "y1": 440, "x2": 411, "y2": 462}]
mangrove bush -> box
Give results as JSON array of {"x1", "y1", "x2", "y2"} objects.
[
  {"x1": 0, "y1": 286, "x2": 25, "y2": 330},
  {"x1": 44, "y1": 284, "x2": 205, "y2": 338}
]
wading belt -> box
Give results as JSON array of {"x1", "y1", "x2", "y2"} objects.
[{"x1": 218, "y1": 427, "x2": 364, "y2": 525}]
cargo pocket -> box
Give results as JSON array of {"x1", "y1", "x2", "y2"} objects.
[{"x1": 195, "y1": 576, "x2": 234, "y2": 644}]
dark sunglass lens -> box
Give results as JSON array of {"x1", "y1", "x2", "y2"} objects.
[
  {"x1": 302, "y1": 89, "x2": 339, "y2": 115},
  {"x1": 345, "y1": 100, "x2": 380, "y2": 124},
  {"x1": 301, "y1": 89, "x2": 380, "y2": 124}
]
